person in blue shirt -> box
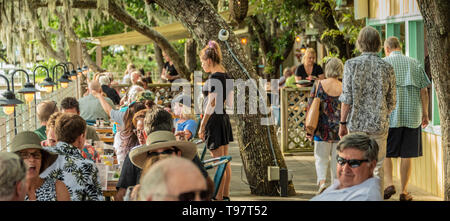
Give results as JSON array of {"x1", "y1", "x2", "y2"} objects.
[{"x1": 171, "y1": 94, "x2": 198, "y2": 141}]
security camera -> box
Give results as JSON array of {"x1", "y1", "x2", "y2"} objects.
[{"x1": 218, "y1": 29, "x2": 229, "y2": 41}]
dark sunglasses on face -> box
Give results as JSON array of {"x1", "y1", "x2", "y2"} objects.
[
  {"x1": 147, "y1": 148, "x2": 179, "y2": 157},
  {"x1": 336, "y1": 155, "x2": 369, "y2": 168}
]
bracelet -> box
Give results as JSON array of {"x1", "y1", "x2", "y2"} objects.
[{"x1": 339, "y1": 121, "x2": 347, "y2": 125}]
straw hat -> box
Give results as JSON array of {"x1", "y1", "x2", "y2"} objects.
[
  {"x1": 129, "y1": 130, "x2": 197, "y2": 169},
  {"x1": 9, "y1": 131, "x2": 57, "y2": 173}
]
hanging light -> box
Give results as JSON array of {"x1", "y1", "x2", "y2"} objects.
[
  {"x1": 35, "y1": 65, "x2": 56, "y2": 93},
  {"x1": 18, "y1": 82, "x2": 38, "y2": 103},
  {"x1": 58, "y1": 73, "x2": 72, "y2": 89},
  {"x1": 10, "y1": 69, "x2": 39, "y2": 103},
  {"x1": 0, "y1": 75, "x2": 23, "y2": 116},
  {"x1": 296, "y1": 35, "x2": 301, "y2": 42},
  {"x1": 300, "y1": 44, "x2": 307, "y2": 54},
  {"x1": 2, "y1": 105, "x2": 15, "y2": 115},
  {"x1": 240, "y1": 37, "x2": 248, "y2": 45},
  {"x1": 66, "y1": 62, "x2": 78, "y2": 80},
  {"x1": 40, "y1": 76, "x2": 56, "y2": 93}
]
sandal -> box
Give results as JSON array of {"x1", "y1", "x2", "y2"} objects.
[
  {"x1": 223, "y1": 196, "x2": 230, "y2": 201},
  {"x1": 399, "y1": 192, "x2": 413, "y2": 201},
  {"x1": 383, "y1": 185, "x2": 396, "y2": 199}
]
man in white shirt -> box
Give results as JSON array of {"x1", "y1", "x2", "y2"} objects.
[{"x1": 311, "y1": 133, "x2": 382, "y2": 201}]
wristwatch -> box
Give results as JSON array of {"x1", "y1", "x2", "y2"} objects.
[{"x1": 339, "y1": 121, "x2": 347, "y2": 125}]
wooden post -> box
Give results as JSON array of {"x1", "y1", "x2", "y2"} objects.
[
  {"x1": 0, "y1": 118, "x2": 6, "y2": 152},
  {"x1": 280, "y1": 87, "x2": 288, "y2": 154},
  {"x1": 96, "y1": 46, "x2": 102, "y2": 68}
]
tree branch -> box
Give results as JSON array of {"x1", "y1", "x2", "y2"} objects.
[{"x1": 31, "y1": 0, "x2": 190, "y2": 79}]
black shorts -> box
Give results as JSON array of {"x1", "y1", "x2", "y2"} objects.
[{"x1": 386, "y1": 126, "x2": 422, "y2": 158}]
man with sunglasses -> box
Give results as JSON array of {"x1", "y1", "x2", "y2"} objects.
[
  {"x1": 311, "y1": 133, "x2": 382, "y2": 201},
  {"x1": 139, "y1": 157, "x2": 208, "y2": 201}
]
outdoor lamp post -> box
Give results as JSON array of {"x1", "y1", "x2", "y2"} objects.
[
  {"x1": 0, "y1": 74, "x2": 24, "y2": 135},
  {"x1": 53, "y1": 63, "x2": 71, "y2": 89},
  {"x1": 10, "y1": 69, "x2": 39, "y2": 135},
  {"x1": 77, "y1": 67, "x2": 82, "y2": 76},
  {"x1": 66, "y1": 62, "x2": 78, "y2": 80},
  {"x1": 37, "y1": 66, "x2": 56, "y2": 93},
  {"x1": 10, "y1": 69, "x2": 39, "y2": 103}
]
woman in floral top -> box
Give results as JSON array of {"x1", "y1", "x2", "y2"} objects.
[
  {"x1": 307, "y1": 58, "x2": 343, "y2": 194},
  {"x1": 10, "y1": 131, "x2": 71, "y2": 201}
]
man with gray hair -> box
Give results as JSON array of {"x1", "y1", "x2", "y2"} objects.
[
  {"x1": 138, "y1": 157, "x2": 208, "y2": 201},
  {"x1": 79, "y1": 80, "x2": 115, "y2": 121},
  {"x1": 0, "y1": 152, "x2": 27, "y2": 201},
  {"x1": 382, "y1": 36, "x2": 431, "y2": 201},
  {"x1": 311, "y1": 133, "x2": 382, "y2": 201},
  {"x1": 339, "y1": 26, "x2": 396, "y2": 193}
]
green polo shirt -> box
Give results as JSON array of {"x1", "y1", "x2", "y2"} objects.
[{"x1": 34, "y1": 125, "x2": 47, "y2": 141}]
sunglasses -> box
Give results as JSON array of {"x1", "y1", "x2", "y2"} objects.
[
  {"x1": 165, "y1": 190, "x2": 209, "y2": 201},
  {"x1": 336, "y1": 156, "x2": 369, "y2": 168},
  {"x1": 147, "y1": 148, "x2": 179, "y2": 157},
  {"x1": 18, "y1": 151, "x2": 42, "y2": 160}
]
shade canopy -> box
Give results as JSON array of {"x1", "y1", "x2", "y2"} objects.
[{"x1": 84, "y1": 6, "x2": 255, "y2": 47}]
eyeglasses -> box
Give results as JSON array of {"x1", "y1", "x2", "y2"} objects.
[
  {"x1": 147, "y1": 148, "x2": 179, "y2": 157},
  {"x1": 18, "y1": 151, "x2": 42, "y2": 160},
  {"x1": 164, "y1": 190, "x2": 209, "y2": 201},
  {"x1": 336, "y1": 156, "x2": 369, "y2": 168}
]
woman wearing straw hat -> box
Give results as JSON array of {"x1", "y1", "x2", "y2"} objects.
[
  {"x1": 128, "y1": 130, "x2": 198, "y2": 170},
  {"x1": 123, "y1": 130, "x2": 202, "y2": 201},
  {"x1": 10, "y1": 131, "x2": 71, "y2": 201}
]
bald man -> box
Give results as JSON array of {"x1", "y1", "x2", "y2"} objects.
[
  {"x1": 78, "y1": 80, "x2": 115, "y2": 121},
  {"x1": 138, "y1": 157, "x2": 208, "y2": 201}
]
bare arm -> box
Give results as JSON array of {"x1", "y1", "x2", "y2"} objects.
[
  {"x1": 199, "y1": 93, "x2": 216, "y2": 140},
  {"x1": 421, "y1": 88, "x2": 429, "y2": 128},
  {"x1": 339, "y1": 103, "x2": 351, "y2": 138},
  {"x1": 92, "y1": 90, "x2": 113, "y2": 118},
  {"x1": 55, "y1": 180, "x2": 71, "y2": 201}
]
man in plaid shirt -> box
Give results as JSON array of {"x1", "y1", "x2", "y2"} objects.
[{"x1": 382, "y1": 36, "x2": 431, "y2": 201}]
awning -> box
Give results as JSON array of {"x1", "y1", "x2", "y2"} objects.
[{"x1": 84, "y1": 5, "x2": 255, "y2": 47}]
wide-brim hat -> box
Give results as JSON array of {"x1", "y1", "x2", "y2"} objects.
[
  {"x1": 129, "y1": 130, "x2": 197, "y2": 169},
  {"x1": 9, "y1": 131, "x2": 57, "y2": 173}
]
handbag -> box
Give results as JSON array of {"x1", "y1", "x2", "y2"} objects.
[{"x1": 305, "y1": 80, "x2": 321, "y2": 135}]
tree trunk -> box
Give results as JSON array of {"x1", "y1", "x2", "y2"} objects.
[
  {"x1": 417, "y1": 0, "x2": 450, "y2": 201},
  {"x1": 155, "y1": 0, "x2": 295, "y2": 196},
  {"x1": 154, "y1": 43, "x2": 164, "y2": 79},
  {"x1": 185, "y1": 38, "x2": 197, "y2": 75},
  {"x1": 311, "y1": 1, "x2": 352, "y2": 60}
]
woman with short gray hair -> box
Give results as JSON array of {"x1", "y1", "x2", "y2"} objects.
[
  {"x1": 306, "y1": 57, "x2": 344, "y2": 194},
  {"x1": 0, "y1": 152, "x2": 27, "y2": 201}
]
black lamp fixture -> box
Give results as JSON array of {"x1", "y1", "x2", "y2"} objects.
[
  {"x1": 0, "y1": 74, "x2": 23, "y2": 116},
  {"x1": 300, "y1": 44, "x2": 307, "y2": 54},
  {"x1": 10, "y1": 69, "x2": 39, "y2": 103},
  {"x1": 66, "y1": 62, "x2": 78, "y2": 80},
  {"x1": 36, "y1": 65, "x2": 56, "y2": 93},
  {"x1": 53, "y1": 63, "x2": 72, "y2": 89}
]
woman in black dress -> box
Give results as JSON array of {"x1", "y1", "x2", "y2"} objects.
[
  {"x1": 295, "y1": 48, "x2": 325, "y2": 87},
  {"x1": 198, "y1": 40, "x2": 233, "y2": 201}
]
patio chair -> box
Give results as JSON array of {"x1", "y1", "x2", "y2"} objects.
[{"x1": 202, "y1": 155, "x2": 232, "y2": 200}]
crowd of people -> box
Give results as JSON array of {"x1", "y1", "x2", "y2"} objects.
[{"x1": 0, "y1": 26, "x2": 430, "y2": 202}]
